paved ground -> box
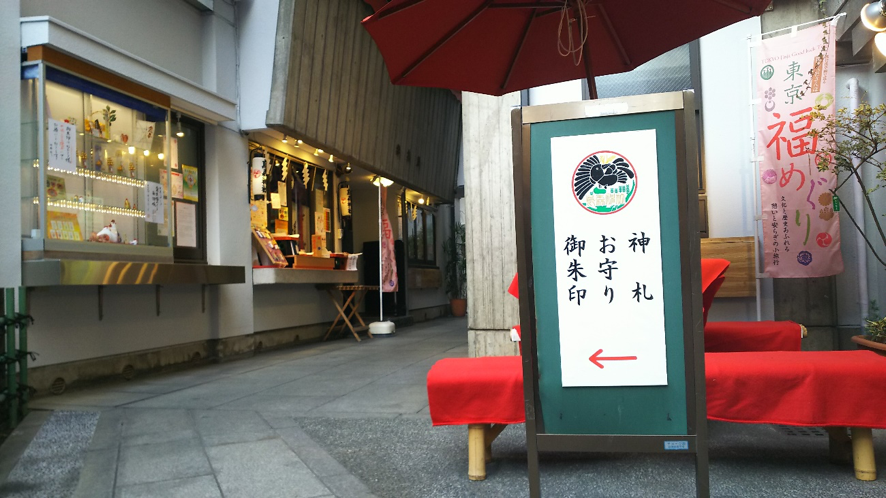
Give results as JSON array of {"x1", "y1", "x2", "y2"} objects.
[{"x1": 0, "y1": 316, "x2": 884, "y2": 497}]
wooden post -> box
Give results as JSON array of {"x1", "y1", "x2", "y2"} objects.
[
  {"x1": 850, "y1": 427, "x2": 877, "y2": 481},
  {"x1": 468, "y1": 424, "x2": 486, "y2": 481}
]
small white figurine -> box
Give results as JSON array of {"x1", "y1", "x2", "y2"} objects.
[{"x1": 94, "y1": 220, "x2": 120, "y2": 243}]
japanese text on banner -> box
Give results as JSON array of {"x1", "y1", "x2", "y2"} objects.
[{"x1": 756, "y1": 24, "x2": 842, "y2": 277}]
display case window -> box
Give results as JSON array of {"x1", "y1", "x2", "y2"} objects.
[
  {"x1": 21, "y1": 64, "x2": 173, "y2": 261},
  {"x1": 407, "y1": 205, "x2": 436, "y2": 266},
  {"x1": 249, "y1": 143, "x2": 336, "y2": 256},
  {"x1": 170, "y1": 115, "x2": 207, "y2": 262}
]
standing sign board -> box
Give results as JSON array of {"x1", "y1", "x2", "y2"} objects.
[{"x1": 512, "y1": 92, "x2": 707, "y2": 498}]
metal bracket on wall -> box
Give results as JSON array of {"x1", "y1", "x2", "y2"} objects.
[
  {"x1": 97, "y1": 285, "x2": 104, "y2": 321},
  {"x1": 155, "y1": 285, "x2": 161, "y2": 316}
]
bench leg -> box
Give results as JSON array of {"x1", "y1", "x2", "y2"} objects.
[
  {"x1": 851, "y1": 427, "x2": 877, "y2": 481},
  {"x1": 485, "y1": 424, "x2": 508, "y2": 463},
  {"x1": 468, "y1": 424, "x2": 486, "y2": 481},
  {"x1": 827, "y1": 427, "x2": 852, "y2": 465}
]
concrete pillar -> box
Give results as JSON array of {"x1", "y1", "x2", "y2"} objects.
[
  {"x1": 462, "y1": 92, "x2": 520, "y2": 357},
  {"x1": 0, "y1": 1, "x2": 22, "y2": 288}
]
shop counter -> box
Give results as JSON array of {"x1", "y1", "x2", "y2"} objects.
[
  {"x1": 22, "y1": 259, "x2": 245, "y2": 286},
  {"x1": 252, "y1": 267, "x2": 359, "y2": 285}
]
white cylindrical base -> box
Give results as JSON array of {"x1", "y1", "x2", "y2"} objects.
[{"x1": 369, "y1": 321, "x2": 396, "y2": 335}]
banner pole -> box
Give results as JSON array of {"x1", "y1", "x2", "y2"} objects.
[
  {"x1": 747, "y1": 35, "x2": 763, "y2": 322},
  {"x1": 379, "y1": 184, "x2": 383, "y2": 322}
]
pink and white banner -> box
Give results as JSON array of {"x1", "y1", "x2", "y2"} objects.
[
  {"x1": 380, "y1": 186, "x2": 399, "y2": 292},
  {"x1": 757, "y1": 23, "x2": 843, "y2": 277}
]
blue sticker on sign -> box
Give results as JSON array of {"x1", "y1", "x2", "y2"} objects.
[{"x1": 664, "y1": 441, "x2": 689, "y2": 451}]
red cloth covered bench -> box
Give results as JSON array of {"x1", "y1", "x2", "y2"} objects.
[
  {"x1": 704, "y1": 320, "x2": 805, "y2": 352},
  {"x1": 427, "y1": 350, "x2": 886, "y2": 481}
]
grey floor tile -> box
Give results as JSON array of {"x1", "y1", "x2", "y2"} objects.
[
  {"x1": 193, "y1": 409, "x2": 277, "y2": 446},
  {"x1": 29, "y1": 391, "x2": 154, "y2": 409},
  {"x1": 71, "y1": 448, "x2": 117, "y2": 498},
  {"x1": 206, "y1": 439, "x2": 331, "y2": 498},
  {"x1": 214, "y1": 394, "x2": 336, "y2": 413},
  {"x1": 264, "y1": 374, "x2": 377, "y2": 397},
  {"x1": 123, "y1": 429, "x2": 200, "y2": 447},
  {"x1": 320, "y1": 473, "x2": 377, "y2": 498},
  {"x1": 258, "y1": 412, "x2": 302, "y2": 429},
  {"x1": 116, "y1": 438, "x2": 212, "y2": 486},
  {"x1": 117, "y1": 475, "x2": 222, "y2": 498},
  {"x1": 86, "y1": 409, "x2": 126, "y2": 451},
  {"x1": 121, "y1": 408, "x2": 194, "y2": 437},
  {"x1": 308, "y1": 383, "x2": 430, "y2": 415},
  {"x1": 276, "y1": 426, "x2": 349, "y2": 477}
]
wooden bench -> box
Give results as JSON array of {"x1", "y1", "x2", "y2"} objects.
[{"x1": 427, "y1": 350, "x2": 884, "y2": 481}]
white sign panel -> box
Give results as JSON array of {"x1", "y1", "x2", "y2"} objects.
[
  {"x1": 145, "y1": 181, "x2": 164, "y2": 224},
  {"x1": 550, "y1": 129, "x2": 667, "y2": 387},
  {"x1": 48, "y1": 118, "x2": 77, "y2": 173}
]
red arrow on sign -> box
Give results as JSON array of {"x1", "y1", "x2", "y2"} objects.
[{"x1": 589, "y1": 349, "x2": 638, "y2": 369}]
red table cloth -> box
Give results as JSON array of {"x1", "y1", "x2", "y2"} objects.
[
  {"x1": 427, "y1": 356, "x2": 524, "y2": 426},
  {"x1": 706, "y1": 350, "x2": 886, "y2": 428},
  {"x1": 705, "y1": 321, "x2": 802, "y2": 352}
]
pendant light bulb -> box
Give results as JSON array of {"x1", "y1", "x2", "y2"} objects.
[
  {"x1": 175, "y1": 112, "x2": 185, "y2": 137},
  {"x1": 157, "y1": 153, "x2": 165, "y2": 160},
  {"x1": 143, "y1": 150, "x2": 150, "y2": 157},
  {"x1": 295, "y1": 139, "x2": 302, "y2": 148},
  {"x1": 418, "y1": 197, "x2": 425, "y2": 205},
  {"x1": 128, "y1": 146, "x2": 135, "y2": 155},
  {"x1": 282, "y1": 135, "x2": 288, "y2": 144},
  {"x1": 314, "y1": 148, "x2": 320, "y2": 156},
  {"x1": 328, "y1": 154, "x2": 334, "y2": 163}
]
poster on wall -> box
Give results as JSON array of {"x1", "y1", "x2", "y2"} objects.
[
  {"x1": 47, "y1": 118, "x2": 77, "y2": 173},
  {"x1": 145, "y1": 181, "x2": 165, "y2": 224},
  {"x1": 756, "y1": 23, "x2": 842, "y2": 277},
  {"x1": 550, "y1": 129, "x2": 667, "y2": 387},
  {"x1": 182, "y1": 164, "x2": 199, "y2": 201},
  {"x1": 171, "y1": 171, "x2": 184, "y2": 199},
  {"x1": 170, "y1": 137, "x2": 180, "y2": 170},
  {"x1": 175, "y1": 201, "x2": 197, "y2": 247}
]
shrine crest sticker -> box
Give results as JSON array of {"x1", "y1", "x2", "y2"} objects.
[{"x1": 571, "y1": 151, "x2": 637, "y2": 214}]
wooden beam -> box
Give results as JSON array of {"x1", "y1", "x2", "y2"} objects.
[{"x1": 27, "y1": 46, "x2": 170, "y2": 108}]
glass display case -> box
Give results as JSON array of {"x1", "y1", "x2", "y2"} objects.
[{"x1": 21, "y1": 63, "x2": 173, "y2": 262}]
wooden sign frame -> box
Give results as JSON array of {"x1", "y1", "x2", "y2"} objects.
[{"x1": 512, "y1": 92, "x2": 708, "y2": 498}]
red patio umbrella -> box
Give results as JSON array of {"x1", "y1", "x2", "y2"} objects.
[{"x1": 362, "y1": 0, "x2": 771, "y2": 97}]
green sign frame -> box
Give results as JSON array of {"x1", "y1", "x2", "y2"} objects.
[{"x1": 512, "y1": 92, "x2": 708, "y2": 498}]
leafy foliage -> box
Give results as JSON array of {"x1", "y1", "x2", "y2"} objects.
[
  {"x1": 444, "y1": 223, "x2": 467, "y2": 299},
  {"x1": 808, "y1": 102, "x2": 886, "y2": 268}
]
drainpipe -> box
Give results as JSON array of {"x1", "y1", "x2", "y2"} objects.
[{"x1": 847, "y1": 78, "x2": 869, "y2": 326}]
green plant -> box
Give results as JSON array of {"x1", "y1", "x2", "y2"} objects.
[
  {"x1": 444, "y1": 222, "x2": 467, "y2": 300},
  {"x1": 808, "y1": 102, "x2": 886, "y2": 268},
  {"x1": 865, "y1": 316, "x2": 886, "y2": 343}
]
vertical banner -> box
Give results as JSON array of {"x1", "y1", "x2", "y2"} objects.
[
  {"x1": 551, "y1": 130, "x2": 667, "y2": 387},
  {"x1": 757, "y1": 24, "x2": 843, "y2": 277},
  {"x1": 380, "y1": 186, "x2": 398, "y2": 292}
]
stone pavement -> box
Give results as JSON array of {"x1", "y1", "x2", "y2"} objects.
[{"x1": 0, "y1": 316, "x2": 885, "y2": 497}]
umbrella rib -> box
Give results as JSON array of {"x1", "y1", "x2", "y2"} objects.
[
  {"x1": 596, "y1": 5, "x2": 631, "y2": 69},
  {"x1": 710, "y1": 0, "x2": 753, "y2": 14},
  {"x1": 501, "y1": 10, "x2": 538, "y2": 91},
  {"x1": 394, "y1": 0, "x2": 494, "y2": 84},
  {"x1": 377, "y1": 0, "x2": 428, "y2": 19}
]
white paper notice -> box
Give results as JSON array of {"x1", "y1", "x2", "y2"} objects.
[
  {"x1": 270, "y1": 193, "x2": 281, "y2": 210},
  {"x1": 550, "y1": 129, "x2": 667, "y2": 387},
  {"x1": 144, "y1": 181, "x2": 165, "y2": 224},
  {"x1": 171, "y1": 171, "x2": 184, "y2": 199},
  {"x1": 175, "y1": 201, "x2": 197, "y2": 248},
  {"x1": 48, "y1": 119, "x2": 77, "y2": 172},
  {"x1": 277, "y1": 182, "x2": 288, "y2": 206}
]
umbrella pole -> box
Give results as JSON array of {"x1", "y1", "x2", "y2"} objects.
[{"x1": 583, "y1": 31, "x2": 598, "y2": 100}]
